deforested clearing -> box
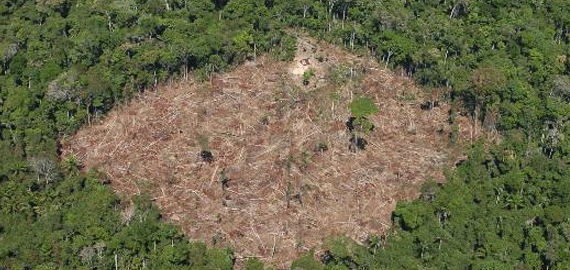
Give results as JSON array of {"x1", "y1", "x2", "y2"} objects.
[{"x1": 62, "y1": 38, "x2": 473, "y2": 268}]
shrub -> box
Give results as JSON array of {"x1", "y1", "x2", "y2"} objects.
[
  {"x1": 348, "y1": 97, "x2": 378, "y2": 133},
  {"x1": 302, "y1": 68, "x2": 315, "y2": 85}
]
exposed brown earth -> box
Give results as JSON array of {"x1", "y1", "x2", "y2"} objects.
[{"x1": 61, "y1": 38, "x2": 478, "y2": 268}]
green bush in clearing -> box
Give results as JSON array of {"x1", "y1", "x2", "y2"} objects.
[{"x1": 349, "y1": 97, "x2": 378, "y2": 133}]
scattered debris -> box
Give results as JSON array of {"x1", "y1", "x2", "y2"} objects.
[{"x1": 61, "y1": 36, "x2": 475, "y2": 268}]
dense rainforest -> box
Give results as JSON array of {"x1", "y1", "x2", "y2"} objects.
[{"x1": 1, "y1": 0, "x2": 570, "y2": 269}]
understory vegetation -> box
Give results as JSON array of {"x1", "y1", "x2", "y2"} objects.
[{"x1": 2, "y1": 0, "x2": 570, "y2": 269}]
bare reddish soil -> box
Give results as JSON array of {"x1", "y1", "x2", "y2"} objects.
[{"x1": 62, "y1": 39, "x2": 476, "y2": 268}]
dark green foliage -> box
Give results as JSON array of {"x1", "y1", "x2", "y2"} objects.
[
  {"x1": 245, "y1": 257, "x2": 264, "y2": 270},
  {"x1": 0, "y1": 173, "x2": 235, "y2": 269},
  {"x1": 317, "y1": 142, "x2": 570, "y2": 269},
  {"x1": 281, "y1": 0, "x2": 570, "y2": 139},
  {"x1": 291, "y1": 252, "x2": 323, "y2": 270},
  {"x1": 3, "y1": 0, "x2": 570, "y2": 268},
  {"x1": 275, "y1": 1, "x2": 570, "y2": 268},
  {"x1": 0, "y1": 0, "x2": 295, "y2": 166},
  {"x1": 0, "y1": 1, "x2": 294, "y2": 268}
]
